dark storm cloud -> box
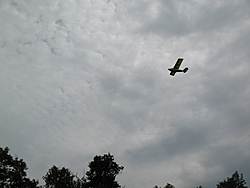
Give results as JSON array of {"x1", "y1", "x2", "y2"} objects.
[{"x1": 126, "y1": 126, "x2": 210, "y2": 165}]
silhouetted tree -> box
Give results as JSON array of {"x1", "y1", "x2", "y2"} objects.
[
  {"x1": 85, "y1": 153, "x2": 124, "y2": 188},
  {"x1": 154, "y1": 183, "x2": 175, "y2": 188},
  {"x1": 196, "y1": 186, "x2": 204, "y2": 188},
  {"x1": 164, "y1": 183, "x2": 175, "y2": 188},
  {"x1": 153, "y1": 183, "x2": 175, "y2": 188},
  {"x1": 43, "y1": 165, "x2": 86, "y2": 188},
  {"x1": 217, "y1": 171, "x2": 248, "y2": 188},
  {"x1": 74, "y1": 176, "x2": 87, "y2": 188},
  {"x1": 0, "y1": 146, "x2": 39, "y2": 188}
]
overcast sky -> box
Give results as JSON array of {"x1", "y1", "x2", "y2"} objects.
[{"x1": 1, "y1": 0, "x2": 250, "y2": 188}]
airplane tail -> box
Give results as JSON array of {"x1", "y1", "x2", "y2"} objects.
[{"x1": 183, "y1": 67, "x2": 189, "y2": 73}]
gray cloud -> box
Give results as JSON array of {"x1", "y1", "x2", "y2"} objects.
[
  {"x1": 1, "y1": 1, "x2": 250, "y2": 188},
  {"x1": 126, "y1": 126, "x2": 210, "y2": 164}
]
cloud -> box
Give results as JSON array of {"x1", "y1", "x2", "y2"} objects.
[
  {"x1": 126, "y1": 126, "x2": 210, "y2": 164},
  {"x1": 135, "y1": 1, "x2": 250, "y2": 37},
  {"x1": 0, "y1": 1, "x2": 250, "y2": 188}
]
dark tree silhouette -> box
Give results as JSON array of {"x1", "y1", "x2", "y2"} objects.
[
  {"x1": 74, "y1": 176, "x2": 87, "y2": 188},
  {"x1": 217, "y1": 171, "x2": 248, "y2": 188},
  {"x1": 153, "y1": 183, "x2": 175, "y2": 188},
  {"x1": 85, "y1": 153, "x2": 124, "y2": 188},
  {"x1": 43, "y1": 165, "x2": 85, "y2": 188},
  {"x1": 164, "y1": 183, "x2": 175, "y2": 188},
  {"x1": 0, "y1": 146, "x2": 39, "y2": 188}
]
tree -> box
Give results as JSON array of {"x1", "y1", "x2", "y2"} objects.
[
  {"x1": 74, "y1": 176, "x2": 87, "y2": 188},
  {"x1": 85, "y1": 153, "x2": 124, "y2": 188},
  {"x1": 0, "y1": 146, "x2": 39, "y2": 188},
  {"x1": 153, "y1": 183, "x2": 175, "y2": 188},
  {"x1": 164, "y1": 183, "x2": 175, "y2": 188},
  {"x1": 43, "y1": 165, "x2": 85, "y2": 188},
  {"x1": 217, "y1": 171, "x2": 248, "y2": 188}
]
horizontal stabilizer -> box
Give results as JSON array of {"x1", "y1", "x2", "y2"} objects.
[{"x1": 183, "y1": 67, "x2": 189, "y2": 73}]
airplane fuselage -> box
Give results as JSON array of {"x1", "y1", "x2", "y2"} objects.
[{"x1": 168, "y1": 68, "x2": 183, "y2": 72}]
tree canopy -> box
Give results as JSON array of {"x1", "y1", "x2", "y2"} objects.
[
  {"x1": 43, "y1": 165, "x2": 77, "y2": 188},
  {"x1": 153, "y1": 183, "x2": 175, "y2": 188},
  {"x1": 42, "y1": 153, "x2": 124, "y2": 188},
  {"x1": 42, "y1": 165, "x2": 86, "y2": 188},
  {"x1": 2, "y1": 146, "x2": 249, "y2": 188},
  {"x1": 0, "y1": 146, "x2": 39, "y2": 188},
  {"x1": 85, "y1": 153, "x2": 124, "y2": 188},
  {"x1": 217, "y1": 171, "x2": 248, "y2": 188}
]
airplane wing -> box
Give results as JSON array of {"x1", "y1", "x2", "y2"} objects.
[
  {"x1": 170, "y1": 71, "x2": 176, "y2": 76},
  {"x1": 173, "y1": 58, "x2": 184, "y2": 69}
]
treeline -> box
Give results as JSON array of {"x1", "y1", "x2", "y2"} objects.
[
  {"x1": 0, "y1": 147, "x2": 123, "y2": 188},
  {"x1": 154, "y1": 171, "x2": 248, "y2": 188},
  {"x1": 0, "y1": 146, "x2": 248, "y2": 188}
]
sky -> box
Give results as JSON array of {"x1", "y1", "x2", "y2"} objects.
[{"x1": 0, "y1": 0, "x2": 250, "y2": 187}]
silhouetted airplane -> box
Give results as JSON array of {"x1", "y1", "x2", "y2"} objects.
[{"x1": 168, "y1": 58, "x2": 188, "y2": 76}]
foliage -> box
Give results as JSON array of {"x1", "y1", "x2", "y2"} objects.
[
  {"x1": 74, "y1": 176, "x2": 87, "y2": 188},
  {"x1": 0, "y1": 146, "x2": 39, "y2": 188},
  {"x1": 153, "y1": 183, "x2": 175, "y2": 188},
  {"x1": 43, "y1": 165, "x2": 86, "y2": 188},
  {"x1": 217, "y1": 171, "x2": 248, "y2": 188},
  {"x1": 164, "y1": 183, "x2": 175, "y2": 188},
  {"x1": 3, "y1": 146, "x2": 249, "y2": 188},
  {"x1": 85, "y1": 153, "x2": 124, "y2": 188}
]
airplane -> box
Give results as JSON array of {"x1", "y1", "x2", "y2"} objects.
[{"x1": 168, "y1": 58, "x2": 188, "y2": 76}]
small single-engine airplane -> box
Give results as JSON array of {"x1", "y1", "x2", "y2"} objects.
[{"x1": 168, "y1": 58, "x2": 188, "y2": 76}]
